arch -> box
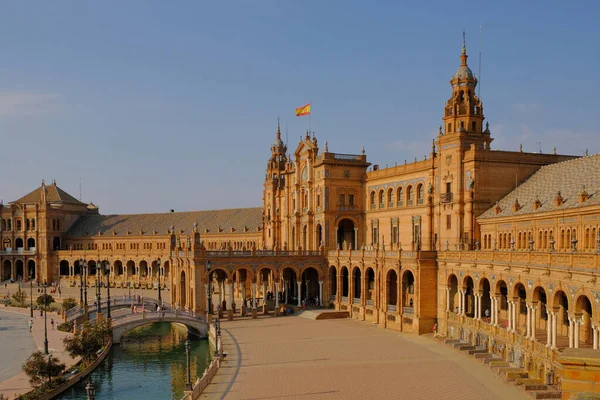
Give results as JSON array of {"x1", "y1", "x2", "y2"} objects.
[
  {"x1": 416, "y1": 183, "x2": 424, "y2": 205},
  {"x1": 15, "y1": 237, "x2": 24, "y2": 249},
  {"x1": 396, "y1": 186, "x2": 404, "y2": 206},
  {"x1": 27, "y1": 238, "x2": 35, "y2": 249},
  {"x1": 59, "y1": 260, "x2": 70, "y2": 276},
  {"x1": 448, "y1": 274, "x2": 458, "y2": 312},
  {"x1": 301, "y1": 267, "x2": 319, "y2": 304},
  {"x1": 352, "y1": 266, "x2": 361, "y2": 300},
  {"x1": 281, "y1": 267, "x2": 299, "y2": 304},
  {"x1": 387, "y1": 188, "x2": 394, "y2": 207},
  {"x1": 479, "y1": 278, "x2": 492, "y2": 320},
  {"x1": 552, "y1": 290, "x2": 570, "y2": 333},
  {"x1": 369, "y1": 191, "x2": 376, "y2": 209},
  {"x1": 378, "y1": 189, "x2": 384, "y2": 208},
  {"x1": 2, "y1": 260, "x2": 12, "y2": 281},
  {"x1": 316, "y1": 224, "x2": 323, "y2": 248},
  {"x1": 402, "y1": 270, "x2": 415, "y2": 308},
  {"x1": 513, "y1": 282, "x2": 527, "y2": 331},
  {"x1": 15, "y1": 259, "x2": 24, "y2": 280},
  {"x1": 302, "y1": 224, "x2": 308, "y2": 250},
  {"x1": 114, "y1": 260, "x2": 124, "y2": 276},
  {"x1": 386, "y1": 269, "x2": 397, "y2": 307},
  {"x1": 463, "y1": 275, "x2": 475, "y2": 317},
  {"x1": 406, "y1": 185, "x2": 413, "y2": 205},
  {"x1": 341, "y1": 266, "x2": 349, "y2": 297},
  {"x1": 3, "y1": 238, "x2": 11, "y2": 250},
  {"x1": 495, "y1": 280, "x2": 509, "y2": 324},
  {"x1": 532, "y1": 285, "x2": 549, "y2": 333},
  {"x1": 87, "y1": 260, "x2": 97, "y2": 276},
  {"x1": 575, "y1": 294, "x2": 593, "y2": 345},
  {"x1": 126, "y1": 260, "x2": 136, "y2": 276},
  {"x1": 27, "y1": 260, "x2": 36, "y2": 280},
  {"x1": 112, "y1": 316, "x2": 208, "y2": 344},
  {"x1": 139, "y1": 260, "x2": 148, "y2": 278},
  {"x1": 337, "y1": 218, "x2": 355, "y2": 250},
  {"x1": 329, "y1": 266, "x2": 337, "y2": 297},
  {"x1": 366, "y1": 267, "x2": 375, "y2": 301}
]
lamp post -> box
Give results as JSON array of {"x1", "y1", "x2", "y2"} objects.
[
  {"x1": 29, "y1": 268, "x2": 34, "y2": 318},
  {"x1": 157, "y1": 257, "x2": 162, "y2": 305},
  {"x1": 96, "y1": 261, "x2": 101, "y2": 315},
  {"x1": 79, "y1": 262, "x2": 83, "y2": 306},
  {"x1": 85, "y1": 378, "x2": 96, "y2": 400},
  {"x1": 184, "y1": 339, "x2": 192, "y2": 391},
  {"x1": 104, "y1": 261, "x2": 111, "y2": 319},
  {"x1": 43, "y1": 283, "x2": 49, "y2": 354},
  {"x1": 206, "y1": 260, "x2": 212, "y2": 315},
  {"x1": 82, "y1": 259, "x2": 88, "y2": 315},
  {"x1": 128, "y1": 281, "x2": 131, "y2": 300}
]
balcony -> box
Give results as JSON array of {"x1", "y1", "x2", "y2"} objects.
[
  {"x1": 440, "y1": 192, "x2": 453, "y2": 203},
  {"x1": 403, "y1": 307, "x2": 414, "y2": 315},
  {"x1": 0, "y1": 248, "x2": 37, "y2": 255}
]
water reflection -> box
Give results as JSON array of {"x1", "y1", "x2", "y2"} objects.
[{"x1": 58, "y1": 322, "x2": 211, "y2": 400}]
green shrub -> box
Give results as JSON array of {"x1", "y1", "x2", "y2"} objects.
[{"x1": 57, "y1": 321, "x2": 74, "y2": 332}]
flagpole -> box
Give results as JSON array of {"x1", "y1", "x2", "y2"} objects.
[{"x1": 309, "y1": 101, "x2": 312, "y2": 135}]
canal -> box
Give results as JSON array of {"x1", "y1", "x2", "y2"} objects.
[{"x1": 58, "y1": 322, "x2": 211, "y2": 400}]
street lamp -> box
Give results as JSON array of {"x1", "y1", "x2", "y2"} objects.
[
  {"x1": 128, "y1": 281, "x2": 131, "y2": 300},
  {"x1": 157, "y1": 257, "x2": 162, "y2": 305},
  {"x1": 79, "y1": 261, "x2": 83, "y2": 306},
  {"x1": 29, "y1": 268, "x2": 33, "y2": 318},
  {"x1": 82, "y1": 259, "x2": 88, "y2": 315},
  {"x1": 43, "y1": 283, "x2": 49, "y2": 354},
  {"x1": 205, "y1": 260, "x2": 212, "y2": 315},
  {"x1": 104, "y1": 261, "x2": 111, "y2": 319},
  {"x1": 85, "y1": 378, "x2": 96, "y2": 400},
  {"x1": 96, "y1": 261, "x2": 101, "y2": 315},
  {"x1": 185, "y1": 339, "x2": 192, "y2": 391}
]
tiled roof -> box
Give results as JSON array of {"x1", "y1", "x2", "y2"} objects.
[
  {"x1": 13, "y1": 183, "x2": 85, "y2": 205},
  {"x1": 67, "y1": 207, "x2": 263, "y2": 237},
  {"x1": 479, "y1": 154, "x2": 600, "y2": 219}
]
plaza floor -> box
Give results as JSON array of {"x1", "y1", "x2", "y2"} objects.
[{"x1": 203, "y1": 316, "x2": 529, "y2": 400}]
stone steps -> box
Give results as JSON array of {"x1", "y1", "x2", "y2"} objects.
[
  {"x1": 528, "y1": 389, "x2": 562, "y2": 399},
  {"x1": 468, "y1": 348, "x2": 487, "y2": 355},
  {"x1": 516, "y1": 378, "x2": 543, "y2": 386}
]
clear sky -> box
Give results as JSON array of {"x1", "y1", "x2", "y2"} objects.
[{"x1": 1, "y1": 1, "x2": 598, "y2": 214}]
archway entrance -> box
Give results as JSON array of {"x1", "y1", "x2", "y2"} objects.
[
  {"x1": 387, "y1": 270, "x2": 397, "y2": 311},
  {"x1": 402, "y1": 270, "x2": 415, "y2": 311},
  {"x1": 341, "y1": 267, "x2": 349, "y2": 298},
  {"x1": 59, "y1": 260, "x2": 69, "y2": 276},
  {"x1": 448, "y1": 275, "x2": 458, "y2": 312},
  {"x1": 27, "y1": 238, "x2": 35, "y2": 249},
  {"x1": 2, "y1": 260, "x2": 11, "y2": 281},
  {"x1": 464, "y1": 276, "x2": 474, "y2": 317},
  {"x1": 316, "y1": 224, "x2": 323, "y2": 248},
  {"x1": 15, "y1": 260, "x2": 24, "y2": 281},
  {"x1": 480, "y1": 278, "x2": 491, "y2": 321},
  {"x1": 337, "y1": 219, "x2": 355, "y2": 250},
  {"x1": 353, "y1": 267, "x2": 361, "y2": 302},
  {"x1": 27, "y1": 260, "x2": 36, "y2": 280},
  {"x1": 301, "y1": 267, "x2": 319, "y2": 306},
  {"x1": 281, "y1": 268, "x2": 298, "y2": 305},
  {"x1": 366, "y1": 268, "x2": 375, "y2": 302},
  {"x1": 575, "y1": 295, "x2": 593, "y2": 347}
]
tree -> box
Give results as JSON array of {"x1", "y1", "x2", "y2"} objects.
[
  {"x1": 63, "y1": 321, "x2": 111, "y2": 362},
  {"x1": 61, "y1": 297, "x2": 77, "y2": 312},
  {"x1": 37, "y1": 294, "x2": 55, "y2": 308},
  {"x1": 12, "y1": 290, "x2": 27, "y2": 307},
  {"x1": 22, "y1": 351, "x2": 65, "y2": 387}
]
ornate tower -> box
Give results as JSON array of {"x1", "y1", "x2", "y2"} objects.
[
  {"x1": 263, "y1": 121, "x2": 288, "y2": 249},
  {"x1": 441, "y1": 32, "x2": 491, "y2": 148}
]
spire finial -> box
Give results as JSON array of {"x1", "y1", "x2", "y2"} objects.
[
  {"x1": 276, "y1": 118, "x2": 281, "y2": 140},
  {"x1": 462, "y1": 30, "x2": 466, "y2": 54}
]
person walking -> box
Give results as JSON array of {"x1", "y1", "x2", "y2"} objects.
[
  {"x1": 29, "y1": 320, "x2": 33, "y2": 332},
  {"x1": 50, "y1": 318, "x2": 55, "y2": 330}
]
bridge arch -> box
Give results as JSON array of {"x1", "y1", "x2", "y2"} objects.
[{"x1": 112, "y1": 315, "x2": 208, "y2": 344}]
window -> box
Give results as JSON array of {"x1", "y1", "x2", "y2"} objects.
[
  {"x1": 370, "y1": 192, "x2": 376, "y2": 209},
  {"x1": 407, "y1": 186, "x2": 413, "y2": 205},
  {"x1": 348, "y1": 194, "x2": 355, "y2": 206},
  {"x1": 378, "y1": 190, "x2": 384, "y2": 208},
  {"x1": 446, "y1": 215, "x2": 452, "y2": 230},
  {"x1": 317, "y1": 194, "x2": 321, "y2": 207},
  {"x1": 26, "y1": 219, "x2": 30, "y2": 230},
  {"x1": 339, "y1": 194, "x2": 345, "y2": 206},
  {"x1": 417, "y1": 184, "x2": 424, "y2": 204},
  {"x1": 392, "y1": 226, "x2": 398, "y2": 244},
  {"x1": 472, "y1": 121, "x2": 476, "y2": 131},
  {"x1": 16, "y1": 219, "x2": 21, "y2": 231},
  {"x1": 446, "y1": 182, "x2": 451, "y2": 193},
  {"x1": 8, "y1": 219, "x2": 12, "y2": 231},
  {"x1": 397, "y1": 188, "x2": 404, "y2": 206},
  {"x1": 1, "y1": 219, "x2": 5, "y2": 230},
  {"x1": 373, "y1": 228, "x2": 378, "y2": 244},
  {"x1": 447, "y1": 123, "x2": 451, "y2": 133}
]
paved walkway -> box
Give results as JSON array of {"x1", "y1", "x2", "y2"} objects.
[
  {"x1": 0, "y1": 306, "x2": 79, "y2": 399},
  {"x1": 202, "y1": 316, "x2": 529, "y2": 400}
]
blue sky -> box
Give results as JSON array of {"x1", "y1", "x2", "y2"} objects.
[{"x1": 1, "y1": 1, "x2": 598, "y2": 214}]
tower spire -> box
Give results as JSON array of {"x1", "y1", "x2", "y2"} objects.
[
  {"x1": 461, "y1": 30, "x2": 468, "y2": 66},
  {"x1": 277, "y1": 117, "x2": 281, "y2": 139}
]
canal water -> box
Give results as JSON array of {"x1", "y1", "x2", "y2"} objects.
[{"x1": 58, "y1": 322, "x2": 211, "y2": 400}]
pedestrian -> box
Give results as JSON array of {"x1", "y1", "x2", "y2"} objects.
[
  {"x1": 40, "y1": 309, "x2": 43, "y2": 317},
  {"x1": 50, "y1": 319, "x2": 54, "y2": 330},
  {"x1": 484, "y1": 309, "x2": 490, "y2": 319},
  {"x1": 455, "y1": 306, "x2": 459, "y2": 314},
  {"x1": 432, "y1": 323, "x2": 438, "y2": 338},
  {"x1": 133, "y1": 305, "x2": 137, "y2": 314},
  {"x1": 29, "y1": 320, "x2": 33, "y2": 332}
]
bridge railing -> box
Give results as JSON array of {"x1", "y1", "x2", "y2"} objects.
[
  {"x1": 110, "y1": 305, "x2": 207, "y2": 325},
  {"x1": 67, "y1": 297, "x2": 165, "y2": 322}
]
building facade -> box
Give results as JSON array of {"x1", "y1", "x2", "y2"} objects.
[{"x1": 1, "y1": 40, "x2": 599, "y2": 389}]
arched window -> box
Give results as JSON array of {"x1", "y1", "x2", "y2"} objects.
[
  {"x1": 370, "y1": 191, "x2": 376, "y2": 209},
  {"x1": 396, "y1": 187, "x2": 404, "y2": 206},
  {"x1": 417, "y1": 184, "x2": 424, "y2": 205},
  {"x1": 387, "y1": 188, "x2": 394, "y2": 207},
  {"x1": 378, "y1": 190, "x2": 384, "y2": 208},
  {"x1": 406, "y1": 186, "x2": 413, "y2": 205}
]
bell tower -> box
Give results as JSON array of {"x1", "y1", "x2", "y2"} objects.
[
  {"x1": 441, "y1": 32, "x2": 491, "y2": 149},
  {"x1": 263, "y1": 120, "x2": 288, "y2": 249}
]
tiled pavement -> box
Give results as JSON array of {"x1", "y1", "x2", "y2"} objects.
[{"x1": 202, "y1": 316, "x2": 529, "y2": 400}]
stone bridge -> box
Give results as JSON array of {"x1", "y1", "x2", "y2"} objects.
[{"x1": 111, "y1": 312, "x2": 208, "y2": 344}]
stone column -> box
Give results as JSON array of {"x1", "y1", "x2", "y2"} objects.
[
  {"x1": 551, "y1": 312, "x2": 558, "y2": 349},
  {"x1": 475, "y1": 295, "x2": 481, "y2": 320},
  {"x1": 568, "y1": 316, "x2": 574, "y2": 348},
  {"x1": 507, "y1": 301, "x2": 512, "y2": 331},
  {"x1": 227, "y1": 283, "x2": 234, "y2": 320},
  {"x1": 274, "y1": 281, "x2": 280, "y2": 316},
  {"x1": 457, "y1": 290, "x2": 463, "y2": 315},
  {"x1": 546, "y1": 312, "x2": 552, "y2": 347},
  {"x1": 512, "y1": 301, "x2": 518, "y2": 333},
  {"x1": 574, "y1": 319, "x2": 580, "y2": 349},
  {"x1": 262, "y1": 281, "x2": 268, "y2": 314},
  {"x1": 526, "y1": 305, "x2": 531, "y2": 339},
  {"x1": 593, "y1": 325, "x2": 598, "y2": 350},
  {"x1": 462, "y1": 290, "x2": 467, "y2": 316},
  {"x1": 318, "y1": 281, "x2": 323, "y2": 307},
  {"x1": 297, "y1": 281, "x2": 302, "y2": 307},
  {"x1": 446, "y1": 288, "x2": 450, "y2": 312},
  {"x1": 251, "y1": 282, "x2": 257, "y2": 319},
  {"x1": 204, "y1": 283, "x2": 209, "y2": 314}
]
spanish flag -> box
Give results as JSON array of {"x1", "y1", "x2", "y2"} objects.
[{"x1": 295, "y1": 103, "x2": 311, "y2": 117}]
